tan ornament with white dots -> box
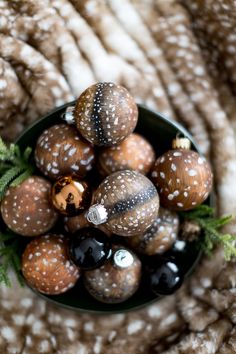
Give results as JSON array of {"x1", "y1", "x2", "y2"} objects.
[
  {"x1": 1, "y1": 176, "x2": 58, "y2": 236},
  {"x1": 87, "y1": 170, "x2": 160, "y2": 236},
  {"x1": 151, "y1": 137, "x2": 213, "y2": 211},
  {"x1": 97, "y1": 133, "x2": 155, "y2": 177},
  {"x1": 84, "y1": 245, "x2": 141, "y2": 303},
  {"x1": 127, "y1": 208, "x2": 179, "y2": 255},
  {"x1": 34, "y1": 124, "x2": 95, "y2": 180},
  {"x1": 64, "y1": 82, "x2": 138, "y2": 147},
  {"x1": 22, "y1": 234, "x2": 80, "y2": 295}
]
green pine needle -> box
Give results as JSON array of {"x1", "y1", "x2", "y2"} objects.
[
  {"x1": 0, "y1": 230, "x2": 24, "y2": 287},
  {"x1": 0, "y1": 137, "x2": 34, "y2": 201},
  {"x1": 181, "y1": 205, "x2": 236, "y2": 261}
]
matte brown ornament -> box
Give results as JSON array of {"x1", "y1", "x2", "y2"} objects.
[
  {"x1": 67, "y1": 82, "x2": 138, "y2": 147},
  {"x1": 87, "y1": 170, "x2": 160, "y2": 236},
  {"x1": 151, "y1": 138, "x2": 213, "y2": 211},
  {"x1": 127, "y1": 208, "x2": 179, "y2": 255},
  {"x1": 22, "y1": 234, "x2": 80, "y2": 295},
  {"x1": 51, "y1": 176, "x2": 92, "y2": 216},
  {"x1": 97, "y1": 133, "x2": 155, "y2": 177},
  {"x1": 84, "y1": 245, "x2": 141, "y2": 303},
  {"x1": 34, "y1": 124, "x2": 95, "y2": 180},
  {"x1": 1, "y1": 176, "x2": 58, "y2": 236}
]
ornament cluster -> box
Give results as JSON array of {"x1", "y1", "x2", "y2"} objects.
[{"x1": 0, "y1": 82, "x2": 213, "y2": 304}]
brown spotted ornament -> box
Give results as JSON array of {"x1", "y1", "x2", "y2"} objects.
[
  {"x1": 97, "y1": 133, "x2": 155, "y2": 177},
  {"x1": 1, "y1": 176, "x2": 58, "y2": 236},
  {"x1": 127, "y1": 208, "x2": 179, "y2": 255},
  {"x1": 84, "y1": 245, "x2": 141, "y2": 303},
  {"x1": 22, "y1": 234, "x2": 80, "y2": 295},
  {"x1": 34, "y1": 124, "x2": 94, "y2": 180},
  {"x1": 64, "y1": 82, "x2": 138, "y2": 147},
  {"x1": 151, "y1": 137, "x2": 213, "y2": 211},
  {"x1": 87, "y1": 170, "x2": 160, "y2": 236}
]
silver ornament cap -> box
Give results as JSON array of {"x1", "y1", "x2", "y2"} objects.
[
  {"x1": 113, "y1": 249, "x2": 134, "y2": 269},
  {"x1": 87, "y1": 204, "x2": 108, "y2": 225},
  {"x1": 61, "y1": 106, "x2": 75, "y2": 125}
]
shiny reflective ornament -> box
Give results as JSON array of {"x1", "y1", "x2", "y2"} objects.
[
  {"x1": 84, "y1": 245, "x2": 141, "y2": 303},
  {"x1": 69, "y1": 228, "x2": 112, "y2": 270},
  {"x1": 146, "y1": 257, "x2": 183, "y2": 295},
  {"x1": 52, "y1": 176, "x2": 92, "y2": 216}
]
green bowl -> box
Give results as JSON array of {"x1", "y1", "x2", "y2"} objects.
[{"x1": 15, "y1": 102, "x2": 204, "y2": 314}]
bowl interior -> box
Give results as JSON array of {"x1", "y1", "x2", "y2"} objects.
[{"x1": 14, "y1": 102, "x2": 202, "y2": 314}]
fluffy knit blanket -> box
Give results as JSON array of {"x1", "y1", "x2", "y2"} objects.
[{"x1": 1, "y1": 1, "x2": 236, "y2": 353}]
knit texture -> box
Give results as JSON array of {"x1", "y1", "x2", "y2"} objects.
[{"x1": 1, "y1": 1, "x2": 236, "y2": 353}]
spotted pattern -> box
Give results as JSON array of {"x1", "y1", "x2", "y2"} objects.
[
  {"x1": 84, "y1": 245, "x2": 141, "y2": 304},
  {"x1": 93, "y1": 170, "x2": 160, "y2": 236},
  {"x1": 1, "y1": 176, "x2": 58, "y2": 237},
  {"x1": 34, "y1": 124, "x2": 95, "y2": 180},
  {"x1": 127, "y1": 208, "x2": 179, "y2": 256},
  {"x1": 22, "y1": 234, "x2": 80, "y2": 295},
  {"x1": 151, "y1": 149, "x2": 213, "y2": 211},
  {"x1": 74, "y1": 82, "x2": 138, "y2": 146},
  {"x1": 97, "y1": 133, "x2": 155, "y2": 177}
]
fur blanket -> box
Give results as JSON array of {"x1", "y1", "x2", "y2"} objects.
[{"x1": 1, "y1": 1, "x2": 236, "y2": 353}]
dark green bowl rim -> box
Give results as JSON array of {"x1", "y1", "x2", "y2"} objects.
[{"x1": 14, "y1": 102, "x2": 210, "y2": 314}]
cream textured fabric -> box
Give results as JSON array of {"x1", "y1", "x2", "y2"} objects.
[{"x1": 1, "y1": 1, "x2": 236, "y2": 353}]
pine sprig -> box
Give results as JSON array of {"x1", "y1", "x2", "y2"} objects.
[
  {"x1": 181, "y1": 205, "x2": 236, "y2": 261},
  {"x1": 0, "y1": 137, "x2": 34, "y2": 200},
  {"x1": 0, "y1": 229, "x2": 24, "y2": 287}
]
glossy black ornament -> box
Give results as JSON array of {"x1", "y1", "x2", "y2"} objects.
[
  {"x1": 69, "y1": 228, "x2": 111, "y2": 270},
  {"x1": 146, "y1": 257, "x2": 183, "y2": 295}
]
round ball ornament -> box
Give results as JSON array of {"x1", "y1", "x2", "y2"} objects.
[
  {"x1": 22, "y1": 234, "x2": 80, "y2": 295},
  {"x1": 51, "y1": 176, "x2": 92, "y2": 216},
  {"x1": 86, "y1": 170, "x2": 160, "y2": 236},
  {"x1": 69, "y1": 228, "x2": 112, "y2": 270},
  {"x1": 151, "y1": 137, "x2": 213, "y2": 211},
  {"x1": 127, "y1": 208, "x2": 179, "y2": 255},
  {"x1": 1, "y1": 176, "x2": 58, "y2": 236},
  {"x1": 97, "y1": 133, "x2": 155, "y2": 177},
  {"x1": 64, "y1": 82, "x2": 138, "y2": 146},
  {"x1": 145, "y1": 257, "x2": 183, "y2": 295},
  {"x1": 84, "y1": 245, "x2": 141, "y2": 303},
  {"x1": 35, "y1": 124, "x2": 94, "y2": 180}
]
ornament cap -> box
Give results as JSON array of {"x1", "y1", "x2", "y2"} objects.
[
  {"x1": 87, "y1": 204, "x2": 108, "y2": 225},
  {"x1": 172, "y1": 137, "x2": 191, "y2": 150},
  {"x1": 113, "y1": 249, "x2": 134, "y2": 269},
  {"x1": 61, "y1": 106, "x2": 75, "y2": 125}
]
